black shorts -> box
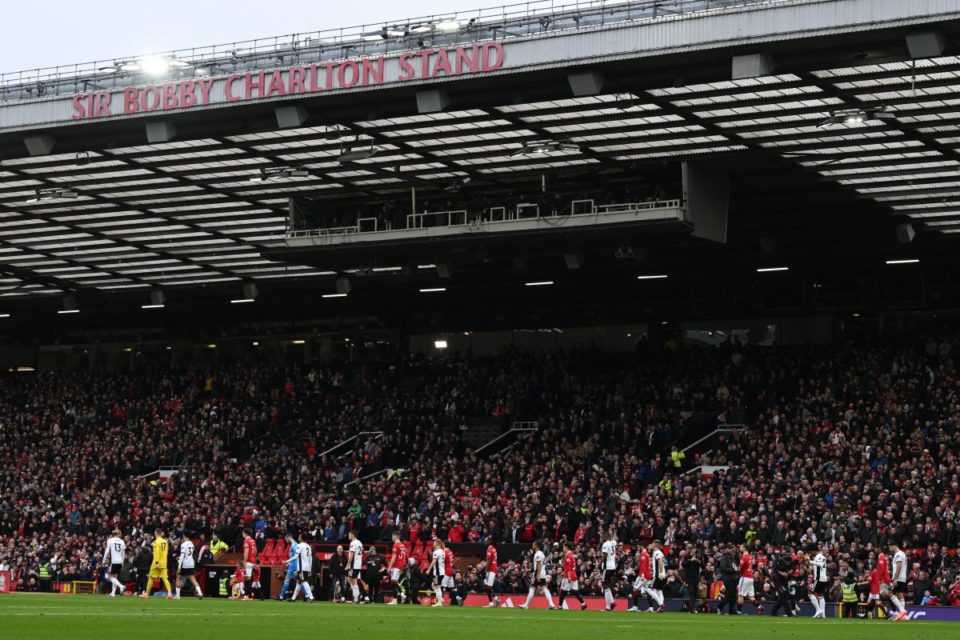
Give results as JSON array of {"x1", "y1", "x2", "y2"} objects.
[
  {"x1": 350, "y1": 568, "x2": 363, "y2": 580},
  {"x1": 179, "y1": 567, "x2": 195, "y2": 576},
  {"x1": 813, "y1": 581, "x2": 828, "y2": 596},
  {"x1": 653, "y1": 577, "x2": 667, "y2": 591},
  {"x1": 297, "y1": 570, "x2": 311, "y2": 582},
  {"x1": 533, "y1": 578, "x2": 547, "y2": 587},
  {"x1": 602, "y1": 570, "x2": 616, "y2": 587},
  {"x1": 109, "y1": 564, "x2": 122, "y2": 575},
  {"x1": 894, "y1": 581, "x2": 907, "y2": 595}
]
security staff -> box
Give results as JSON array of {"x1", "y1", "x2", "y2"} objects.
[{"x1": 840, "y1": 571, "x2": 859, "y2": 618}]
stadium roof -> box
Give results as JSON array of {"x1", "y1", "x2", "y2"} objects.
[{"x1": 0, "y1": 0, "x2": 959, "y2": 335}]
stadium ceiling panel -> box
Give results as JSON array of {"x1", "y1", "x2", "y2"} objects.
[{"x1": 0, "y1": 1, "x2": 958, "y2": 303}]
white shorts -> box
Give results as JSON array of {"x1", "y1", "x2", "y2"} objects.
[
  {"x1": 441, "y1": 576, "x2": 455, "y2": 589},
  {"x1": 880, "y1": 583, "x2": 891, "y2": 594},
  {"x1": 633, "y1": 576, "x2": 650, "y2": 591},
  {"x1": 484, "y1": 572, "x2": 496, "y2": 588},
  {"x1": 560, "y1": 578, "x2": 580, "y2": 591},
  {"x1": 738, "y1": 577, "x2": 755, "y2": 598},
  {"x1": 390, "y1": 568, "x2": 401, "y2": 582},
  {"x1": 868, "y1": 593, "x2": 881, "y2": 602},
  {"x1": 244, "y1": 562, "x2": 254, "y2": 579}
]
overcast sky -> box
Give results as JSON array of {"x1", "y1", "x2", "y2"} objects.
[{"x1": 1, "y1": 0, "x2": 513, "y2": 73}]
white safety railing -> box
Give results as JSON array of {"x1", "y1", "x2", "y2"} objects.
[
  {"x1": 136, "y1": 465, "x2": 186, "y2": 481},
  {"x1": 343, "y1": 467, "x2": 405, "y2": 488},
  {"x1": 406, "y1": 210, "x2": 469, "y2": 229},
  {"x1": 287, "y1": 198, "x2": 681, "y2": 238},
  {"x1": 475, "y1": 420, "x2": 539, "y2": 456},
  {"x1": 680, "y1": 424, "x2": 745, "y2": 453},
  {"x1": 318, "y1": 430, "x2": 384, "y2": 459}
]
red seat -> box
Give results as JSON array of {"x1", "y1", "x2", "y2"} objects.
[{"x1": 262, "y1": 539, "x2": 277, "y2": 563}]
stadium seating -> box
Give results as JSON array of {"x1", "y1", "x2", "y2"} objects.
[{"x1": 0, "y1": 338, "x2": 958, "y2": 604}]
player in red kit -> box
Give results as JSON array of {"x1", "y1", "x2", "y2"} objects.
[
  {"x1": 877, "y1": 552, "x2": 891, "y2": 601},
  {"x1": 242, "y1": 529, "x2": 257, "y2": 600},
  {"x1": 558, "y1": 542, "x2": 587, "y2": 610},
  {"x1": 482, "y1": 544, "x2": 500, "y2": 607},
  {"x1": 630, "y1": 545, "x2": 654, "y2": 612},
  {"x1": 443, "y1": 544, "x2": 460, "y2": 605},
  {"x1": 385, "y1": 531, "x2": 408, "y2": 605},
  {"x1": 866, "y1": 561, "x2": 884, "y2": 616},
  {"x1": 737, "y1": 545, "x2": 762, "y2": 614}
]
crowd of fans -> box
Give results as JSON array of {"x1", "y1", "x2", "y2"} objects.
[{"x1": 0, "y1": 335, "x2": 958, "y2": 606}]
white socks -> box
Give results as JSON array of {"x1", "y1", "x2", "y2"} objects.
[
  {"x1": 604, "y1": 589, "x2": 614, "y2": 607},
  {"x1": 525, "y1": 588, "x2": 535, "y2": 606},
  {"x1": 110, "y1": 577, "x2": 124, "y2": 595},
  {"x1": 352, "y1": 585, "x2": 360, "y2": 602},
  {"x1": 891, "y1": 596, "x2": 905, "y2": 613},
  {"x1": 292, "y1": 584, "x2": 300, "y2": 600},
  {"x1": 435, "y1": 587, "x2": 444, "y2": 605},
  {"x1": 543, "y1": 588, "x2": 555, "y2": 608},
  {"x1": 302, "y1": 583, "x2": 313, "y2": 600},
  {"x1": 809, "y1": 594, "x2": 823, "y2": 617},
  {"x1": 175, "y1": 588, "x2": 181, "y2": 598},
  {"x1": 651, "y1": 590, "x2": 664, "y2": 606}
]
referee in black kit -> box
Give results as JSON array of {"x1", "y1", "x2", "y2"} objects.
[
  {"x1": 680, "y1": 544, "x2": 701, "y2": 613},
  {"x1": 717, "y1": 544, "x2": 739, "y2": 615}
]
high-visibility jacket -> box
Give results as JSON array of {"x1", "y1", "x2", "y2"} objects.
[{"x1": 841, "y1": 581, "x2": 858, "y2": 603}]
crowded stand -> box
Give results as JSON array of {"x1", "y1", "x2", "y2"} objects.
[{"x1": 1, "y1": 336, "x2": 958, "y2": 616}]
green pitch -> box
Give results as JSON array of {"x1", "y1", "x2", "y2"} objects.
[{"x1": 0, "y1": 594, "x2": 954, "y2": 640}]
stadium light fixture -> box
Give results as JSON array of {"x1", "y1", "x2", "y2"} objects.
[
  {"x1": 885, "y1": 258, "x2": 920, "y2": 265},
  {"x1": 756, "y1": 267, "x2": 789, "y2": 273},
  {"x1": 510, "y1": 139, "x2": 579, "y2": 158},
  {"x1": 338, "y1": 137, "x2": 379, "y2": 163},
  {"x1": 141, "y1": 304, "x2": 165, "y2": 309},
  {"x1": 230, "y1": 298, "x2": 255, "y2": 304},
  {"x1": 435, "y1": 19, "x2": 461, "y2": 32},
  {"x1": 252, "y1": 341, "x2": 260, "y2": 346},
  {"x1": 207, "y1": 344, "x2": 217, "y2": 349},
  {"x1": 637, "y1": 274, "x2": 668, "y2": 280},
  {"x1": 138, "y1": 55, "x2": 190, "y2": 76},
  {"x1": 818, "y1": 106, "x2": 894, "y2": 128},
  {"x1": 525, "y1": 281, "x2": 554, "y2": 287},
  {"x1": 322, "y1": 293, "x2": 348, "y2": 298},
  {"x1": 419, "y1": 287, "x2": 446, "y2": 293},
  {"x1": 291, "y1": 339, "x2": 306, "y2": 345},
  {"x1": 434, "y1": 340, "x2": 449, "y2": 349},
  {"x1": 57, "y1": 309, "x2": 80, "y2": 315},
  {"x1": 0, "y1": 313, "x2": 10, "y2": 318},
  {"x1": 26, "y1": 187, "x2": 79, "y2": 203},
  {"x1": 250, "y1": 166, "x2": 308, "y2": 182}
]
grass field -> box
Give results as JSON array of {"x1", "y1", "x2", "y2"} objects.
[{"x1": 0, "y1": 594, "x2": 955, "y2": 640}]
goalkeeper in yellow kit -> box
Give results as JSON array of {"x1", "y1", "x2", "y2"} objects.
[{"x1": 139, "y1": 529, "x2": 173, "y2": 599}]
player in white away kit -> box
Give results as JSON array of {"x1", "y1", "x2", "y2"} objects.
[
  {"x1": 427, "y1": 539, "x2": 446, "y2": 607},
  {"x1": 347, "y1": 530, "x2": 364, "y2": 604},
  {"x1": 600, "y1": 532, "x2": 618, "y2": 611},
  {"x1": 889, "y1": 542, "x2": 909, "y2": 621},
  {"x1": 102, "y1": 528, "x2": 126, "y2": 597},
  {"x1": 809, "y1": 545, "x2": 829, "y2": 618},
  {"x1": 174, "y1": 534, "x2": 203, "y2": 599},
  {"x1": 519, "y1": 541, "x2": 556, "y2": 609},
  {"x1": 290, "y1": 533, "x2": 315, "y2": 602},
  {"x1": 649, "y1": 540, "x2": 667, "y2": 613}
]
